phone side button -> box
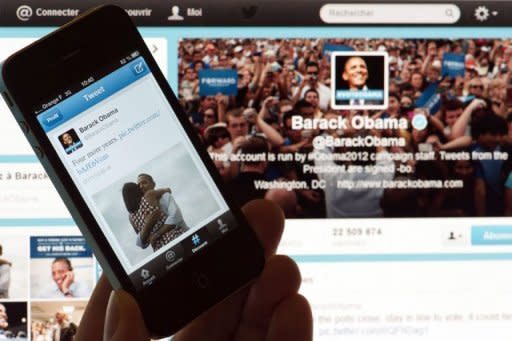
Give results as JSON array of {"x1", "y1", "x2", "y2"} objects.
[
  {"x1": 192, "y1": 272, "x2": 210, "y2": 289},
  {"x1": 1, "y1": 92, "x2": 14, "y2": 107},
  {"x1": 33, "y1": 146, "x2": 45, "y2": 159},
  {"x1": 18, "y1": 120, "x2": 29, "y2": 134}
]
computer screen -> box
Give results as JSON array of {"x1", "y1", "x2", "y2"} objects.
[{"x1": 1, "y1": 1, "x2": 512, "y2": 340}]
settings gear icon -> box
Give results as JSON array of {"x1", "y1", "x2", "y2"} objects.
[{"x1": 474, "y1": 6, "x2": 490, "y2": 22}]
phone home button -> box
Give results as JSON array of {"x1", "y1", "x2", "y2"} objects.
[{"x1": 192, "y1": 272, "x2": 210, "y2": 289}]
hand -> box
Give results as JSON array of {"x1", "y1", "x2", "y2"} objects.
[
  {"x1": 428, "y1": 46, "x2": 437, "y2": 57},
  {"x1": 232, "y1": 136, "x2": 248, "y2": 153},
  {"x1": 145, "y1": 209, "x2": 162, "y2": 225},
  {"x1": 149, "y1": 233, "x2": 159, "y2": 248},
  {"x1": 263, "y1": 96, "x2": 279, "y2": 110},
  {"x1": 468, "y1": 98, "x2": 486, "y2": 112},
  {"x1": 76, "y1": 200, "x2": 312, "y2": 341},
  {"x1": 425, "y1": 135, "x2": 442, "y2": 151},
  {"x1": 300, "y1": 190, "x2": 321, "y2": 203},
  {"x1": 61, "y1": 271, "x2": 75, "y2": 294},
  {"x1": 215, "y1": 93, "x2": 228, "y2": 107}
]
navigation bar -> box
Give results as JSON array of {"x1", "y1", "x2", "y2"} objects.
[
  {"x1": 0, "y1": 1, "x2": 510, "y2": 26},
  {"x1": 37, "y1": 57, "x2": 150, "y2": 132}
]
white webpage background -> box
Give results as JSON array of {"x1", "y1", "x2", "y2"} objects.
[{"x1": 279, "y1": 219, "x2": 512, "y2": 340}]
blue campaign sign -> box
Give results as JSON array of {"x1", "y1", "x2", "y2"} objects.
[
  {"x1": 458, "y1": 95, "x2": 475, "y2": 104},
  {"x1": 199, "y1": 69, "x2": 238, "y2": 96},
  {"x1": 415, "y1": 83, "x2": 441, "y2": 115},
  {"x1": 30, "y1": 236, "x2": 93, "y2": 258},
  {"x1": 323, "y1": 44, "x2": 355, "y2": 59},
  {"x1": 442, "y1": 53, "x2": 465, "y2": 77}
]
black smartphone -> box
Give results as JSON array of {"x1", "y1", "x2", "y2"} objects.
[{"x1": 0, "y1": 5, "x2": 264, "y2": 337}]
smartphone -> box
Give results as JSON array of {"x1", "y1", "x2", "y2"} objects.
[{"x1": 0, "y1": 5, "x2": 264, "y2": 337}]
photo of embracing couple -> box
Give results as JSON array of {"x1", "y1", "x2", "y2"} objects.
[{"x1": 122, "y1": 173, "x2": 189, "y2": 251}]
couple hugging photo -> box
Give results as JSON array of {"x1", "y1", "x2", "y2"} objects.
[
  {"x1": 95, "y1": 146, "x2": 221, "y2": 267},
  {"x1": 122, "y1": 173, "x2": 189, "y2": 251}
]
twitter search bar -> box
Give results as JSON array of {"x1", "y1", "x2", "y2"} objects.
[{"x1": 320, "y1": 4, "x2": 461, "y2": 24}]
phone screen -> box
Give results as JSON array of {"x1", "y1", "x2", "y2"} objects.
[{"x1": 35, "y1": 54, "x2": 235, "y2": 290}]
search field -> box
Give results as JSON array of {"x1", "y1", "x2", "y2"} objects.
[{"x1": 320, "y1": 4, "x2": 461, "y2": 24}]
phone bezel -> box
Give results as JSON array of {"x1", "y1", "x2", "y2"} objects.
[{"x1": 1, "y1": 5, "x2": 264, "y2": 336}]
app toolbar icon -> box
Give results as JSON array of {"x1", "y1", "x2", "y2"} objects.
[
  {"x1": 16, "y1": 5, "x2": 33, "y2": 21},
  {"x1": 192, "y1": 234, "x2": 201, "y2": 246},
  {"x1": 141, "y1": 268, "x2": 151, "y2": 279},
  {"x1": 165, "y1": 250, "x2": 176, "y2": 262},
  {"x1": 474, "y1": 6, "x2": 490, "y2": 22},
  {"x1": 168, "y1": 5, "x2": 184, "y2": 21}
]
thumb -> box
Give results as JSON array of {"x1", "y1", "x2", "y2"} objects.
[{"x1": 104, "y1": 290, "x2": 151, "y2": 341}]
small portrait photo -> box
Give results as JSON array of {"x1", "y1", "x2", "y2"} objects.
[
  {"x1": 0, "y1": 237, "x2": 29, "y2": 300},
  {"x1": 0, "y1": 302, "x2": 28, "y2": 340},
  {"x1": 30, "y1": 236, "x2": 93, "y2": 300},
  {"x1": 31, "y1": 301, "x2": 86, "y2": 341},
  {"x1": 331, "y1": 51, "x2": 389, "y2": 110},
  {"x1": 58, "y1": 129, "x2": 83, "y2": 155}
]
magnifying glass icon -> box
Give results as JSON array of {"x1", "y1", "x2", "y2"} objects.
[{"x1": 445, "y1": 8, "x2": 453, "y2": 17}]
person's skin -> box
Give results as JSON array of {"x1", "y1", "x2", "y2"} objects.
[
  {"x1": 265, "y1": 189, "x2": 299, "y2": 218},
  {"x1": 76, "y1": 200, "x2": 313, "y2": 341},
  {"x1": 137, "y1": 175, "x2": 155, "y2": 194},
  {"x1": 62, "y1": 133, "x2": 74, "y2": 147},
  {"x1": 283, "y1": 117, "x2": 303, "y2": 144},
  {"x1": 444, "y1": 108, "x2": 463, "y2": 128},
  {"x1": 342, "y1": 57, "x2": 368, "y2": 90},
  {"x1": 304, "y1": 91, "x2": 319, "y2": 109},
  {"x1": 52, "y1": 260, "x2": 75, "y2": 295},
  {"x1": 454, "y1": 160, "x2": 474, "y2": 181},
  {"x1": 400, "y1": 96, "x2": 412, "y2": 108},
  {"x1": 55, "y1": 312, "x2": 67, "y2": 326},
  {"x1": 227, "y1": 115, "x2": 249, "y2": 141},
  {"x1": 184, "y1": 68, "x2": 196, "y2": 82},
  {"x1": 200, "y1": 96, "x2": 217, "y2": 112},
  {"x1": 136, "y1": 175, "x2": 180, "y2": 248},
  {"x1": 305, "y1": 64, "x2": 319, "y2": 87},
  {"x1": 468, "y1": 78, "x2": 484, "y2": 98},
  {"x1": 0, "y1": 304, "x2": 7, "y2": 330},
  {"x1": 0, "y1": 245, "x2": 11, "y2": 266},
  {"x1": 387, "y1": 96, "x2": 400, "y2": 116},
  {"x1": 203, "y1": 108, "x2": 217, "y2": 128},
  {"x1": 411, "y1": 72, "x2": 423, "y2": 91}
]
